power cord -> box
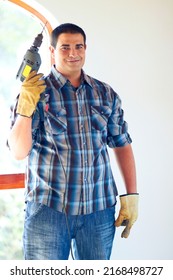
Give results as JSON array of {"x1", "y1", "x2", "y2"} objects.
[{"x1": 46, "y1": 111, "x2": 76, "y2": 260}]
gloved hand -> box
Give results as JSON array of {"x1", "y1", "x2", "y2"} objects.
[
  {"x1": 16, "y1": 71, "x2": 46, "y2": 117},
  {"x1": 115, "y1": 194, "x2": 139, "y2": 238}
]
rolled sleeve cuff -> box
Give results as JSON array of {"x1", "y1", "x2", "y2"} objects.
[{"x1": 107, "y1": 132, "x2": 132, "y2": 148}]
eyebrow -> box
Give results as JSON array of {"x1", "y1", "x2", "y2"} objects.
[
  {"x1": 60, "y1": 44, "x2": 70, "y2": 47},
  {"x1": 76, "y1": 44, "x2": 85, "y2": 47},
  {"x1": 60, "y1": 43, "x2": 85, "y2": 47}
]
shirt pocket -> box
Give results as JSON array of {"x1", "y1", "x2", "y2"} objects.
[
  {"x1": 91, "y1": 105, "x2": 112, "y2": 131},
  {"x1": 45, "y1": 108, "x2": 67, "y2": 135}
]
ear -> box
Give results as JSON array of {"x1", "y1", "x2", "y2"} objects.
[
  {"x1": 49, "y1": 46, "x2": 55, "y2": 64},
  {"x1": 49, "y1": 46, "x2": 55, "y2": 58}
]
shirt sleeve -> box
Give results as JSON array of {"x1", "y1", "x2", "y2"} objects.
[{"x1": 107, "y1": 91, "x2": 132, "y2": 148}]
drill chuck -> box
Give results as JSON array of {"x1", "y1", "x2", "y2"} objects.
[
  {"x1": 33, "y1": 33, "x2": 43, "y2": 48},
  {"x1": 16, "y1": 32, "x2": 43, "y2": 82}
]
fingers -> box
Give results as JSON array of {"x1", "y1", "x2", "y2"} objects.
[
  {"x1": 24, "y1": 70, "x2": 38, "y2": 82},
  {"x1": 121, "y1": 220, "x2": 134, "y2": 238},
  {"x1": 31, "y1": 73, "x2": 44, "y2": 84},
  {"x1": 37, "y1": 79, "x2": 45, "y2": 85},
  {"x1": 115, "y1": 214, "x2": 133, "y2": 238},
  {"x1": 121, "y1": 219, "x2": 128, "y2": 226},
  {"x1": 38, "y1": 85, "x2": 46, "y2": 92},
  {"x1": 115, "y1": 213, "x2": 127, "y2": 227},
  {"x1": 116, "y1": 216, "x2": 131, "y2": 238},
  {"x1": 121, "y1": 226, "x2": 130, "y2": 238},
  {"x1": 24, "y1": 71, "x2": 44, "y2": 84},
  {"x1": 22, "y1": 72, "x2": 46, "y2": 92},
  {"x1": 115, "y1": 215, "x2": 122, "y2": 227},
  {"x1": 121, "y1": 221, "x2": 130, "y2": 238}
]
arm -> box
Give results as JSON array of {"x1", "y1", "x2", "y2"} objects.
[
  {"x1": 113, "y1": 144, "x2": 139, "y2": 238},
  {"x1": 113, "y1": 144, "x2": 137, "y2": 194},
  {"x1": 8, "y1": 71, "x2": 46, "y2": 160},
  {"x1": 8, "y1": 115, "x2": 32, "y2": 160},
  {"x1": 107, "y1": 91, "x2": 138, "y2": 237}
]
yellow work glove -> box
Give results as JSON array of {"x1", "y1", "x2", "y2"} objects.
[
  {"x1": 16, "y1": 71, "x2": 46, "y2": 117},
  {"x1": 115, "y1": 194, "x2": 139, "y2": 238}
]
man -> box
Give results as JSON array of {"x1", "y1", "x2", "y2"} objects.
[{"x1": 8, "y1": 23, "x2": 138, "y2": 260}]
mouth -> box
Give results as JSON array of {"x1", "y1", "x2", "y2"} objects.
[{"x1": 66, "y1": 59, "x2": 80, "y2": 63}]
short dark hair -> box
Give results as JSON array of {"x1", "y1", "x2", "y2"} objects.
[{"x1": 50, "y1": 23, "x2": 86, "y2": 48}]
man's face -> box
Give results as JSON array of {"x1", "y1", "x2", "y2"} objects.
[{"x1": 50, "y1": 33, "x2": 86, "y2": 78}]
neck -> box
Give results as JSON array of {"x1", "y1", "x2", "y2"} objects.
[
  {"x1": 57, "y1": 67, "x2": 82, "y2": 87},
  {"x1": 69, "y1": 78, "x2": 80, "y2": 87},
  {"x1": 66, "y1": 71, "x2": 81, "y2": 87}
]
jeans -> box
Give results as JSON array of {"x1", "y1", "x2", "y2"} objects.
[{"x1": 23, "y1": 201, "x2": 116, "y2": 260}]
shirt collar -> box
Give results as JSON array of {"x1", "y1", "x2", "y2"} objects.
[
  {"x1": 51, "y1": 65, "x2": 93, "y2": 88},
  {"x1": 81, "y1": 70, "x2": 93, "y2": 88},
  {"x1": 51, "y1": 65, "x2": 67, "y2": 88}
]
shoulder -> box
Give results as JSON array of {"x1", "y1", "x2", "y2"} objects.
[{"x1": 84, "y1": 73, "x2": 119, "y2": 102}]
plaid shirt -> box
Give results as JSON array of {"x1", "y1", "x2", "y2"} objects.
[{"x1": 12, "y1": 66, "x2": 132, "y2": 215}]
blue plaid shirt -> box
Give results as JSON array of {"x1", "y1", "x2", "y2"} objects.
[{"x1": 13, "y1": 66, "x2": 132, "y2": 215}]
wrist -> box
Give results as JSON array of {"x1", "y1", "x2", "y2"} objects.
[
  {"x1": 120, "y1": 193, "x2": 139, "y2": 197},
  {"x1": 17, "y1": 113, "x2": 32, "y2": 119}
]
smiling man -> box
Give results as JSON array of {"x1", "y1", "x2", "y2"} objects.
[
  {"x1": 8, "y1": 23, "x2": 139, "y2": 260},
  {"x1": 50, "y1": 32, "x2": 86, "y2": 86}
]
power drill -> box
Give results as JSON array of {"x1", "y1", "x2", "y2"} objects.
[{"x1": 16, "y1": 31, "x2": 43, "y2": 82}]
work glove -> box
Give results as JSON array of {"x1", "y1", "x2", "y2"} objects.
[
  {"x1": 115, "y1": 193, "x2": 139, "y2": 238},
  {"x1": 16, "y1": 71, "x2": 46, "y2": 117}
]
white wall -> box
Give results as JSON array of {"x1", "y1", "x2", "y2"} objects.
[{"x1": 36, "y1": 0, "x2": 173, "y2": 259}]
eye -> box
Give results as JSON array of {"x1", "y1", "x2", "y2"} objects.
[
  {"x1": 76, "y1": 44, "x2": 84, "y2": 50},
  {"x1": 60, "y1": 46, "x2": 70, "y2": 50}
]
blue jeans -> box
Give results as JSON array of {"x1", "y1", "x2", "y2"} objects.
[{"x1": 23, "y1": 202, "x2": 116, "y2": 260}]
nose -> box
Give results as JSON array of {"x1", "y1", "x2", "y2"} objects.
[{"x1": 68, "y1": 48, "x2": 78, "y2": 58}]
